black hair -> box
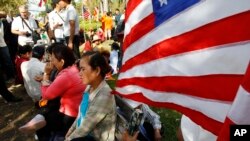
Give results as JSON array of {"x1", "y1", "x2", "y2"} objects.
[
  {"x1": 32, "y1": 46, "x2": 45, "y2": 59},
  {"x1": 81, "y1": 51, "x2": 111, "y2": 78},
  {"x1": 111, "y1": 42, "x2": 120, "y2": 51},
  {"x1": 47, "y1": 43, "x2": 57, "y2": 54},
  {"x1": 52, "y1": 43, "x2": 76, "y2": 69},
  {"x1": 18, "y1": 45, "x2": 32, "y2": 55}
]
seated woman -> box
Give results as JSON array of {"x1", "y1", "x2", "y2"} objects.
[
  {"x1": 37, "y1": 44, "x2": 86, "y2": 141},
  {"x1": 65, "y1": 51, "x2": 116, "y2": 141}
]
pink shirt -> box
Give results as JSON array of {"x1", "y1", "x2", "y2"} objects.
[{"x1": 41, "y1": 65, "x2": 86, "y2": 117}]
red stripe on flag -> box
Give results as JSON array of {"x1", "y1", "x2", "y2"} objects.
[
  {"x1": 121, "y1": 11, "x2": 250, "y2": 72},
  {"x1": 217, "y1": 117, "x2": 234, "y2": 141},
  {"x1": 125, "y1": 0, "x2": 143, "y2": 22},
  {"x1": 123, "y1": 14, "x2": 155, "y2": 52},
  {"x1": 116, "y1": 74, "x2": 243, "y2": 101},
  {"x1": 113, "y1": 91, "x2": 222, "y2": 135}
]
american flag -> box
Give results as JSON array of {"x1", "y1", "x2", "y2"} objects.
[
  {"x1": 115, "y1": 0, "x2": 250, "y2": 138},
  {"x1": 217, "y1": 62, "x2": 250, "y2": 140},
  {"x1": 82, "y1": 6, "x2": 90, "y2": 20}
]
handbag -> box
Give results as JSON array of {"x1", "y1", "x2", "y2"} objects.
[{"x1": 21, "y1": 17, "x2": 41, "y2": 44}]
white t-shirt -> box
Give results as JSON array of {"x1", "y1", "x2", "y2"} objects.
[
  {"x1": 0, "y1": 21, "x2": 7, "y2": 47},
  {"x1": 48, "y1": 10, "x2": 64, "y2": 39},
  {"x1": 21, "y1": 58, "x2": 45, "y2": 102},
  {"x1": 11, "y1": 16, "x2": 38, "y2": 46},
  {"x1": 181, "y1": 115, "x2": 217, "y2": 141},
  {"x1": 61, "y1": 4, "x2": 79, "y2": 37},
  {"x1": 110, "y1": 50, "x2": 118, "y2": 74}
]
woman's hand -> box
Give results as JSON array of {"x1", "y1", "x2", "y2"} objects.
[
  {"x1": 44, "y1": 62, "x2": 54, "y2": 76},
  {"x1": 122, "y1": 130, "x2": 139, "y2": 141},
  {"x1": 34, "y1": 75, "x2": 43, "y2": 82},
  {"x1": 154, "y1": 129, "x2": 162, "y2": 141}
]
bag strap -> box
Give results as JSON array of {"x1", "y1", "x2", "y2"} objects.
[
  {"x1": 56, "y1": 12, "x2": 65, "y2": 23},
  {"x1": 21, "y1": 17, "x2": 34, "y2": 32}
]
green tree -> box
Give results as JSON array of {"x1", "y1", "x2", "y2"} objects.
[{"x1": 0, "y1": 0, "x2": 26, "y2": 15}]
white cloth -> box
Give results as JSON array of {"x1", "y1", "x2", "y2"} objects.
[
  {"x1": 0, "y1": 21, "x2": 7, "y2": 47},
  {"x1": 11, "y1": 16, "x2": 38, "y2": 46},
  {"x1": 61, "y1": 4, "x2": 79, "y2": 36},
  {"x1": 21, "y1": 58, "x2": 45, "y2": 102},
  {"x1": 181, "y1": 115, "x2": 217, "y2": 141},
  {"x1": 48, "y1": 10, "x2": 64, "y2": 39},
  {"x1": 109, "y1": 50, "x2": 118, "y2": 74}
]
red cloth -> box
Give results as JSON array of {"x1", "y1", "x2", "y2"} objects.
[
  {"x1": 84, "y1": 41, "x2": 92, "y2": 52},
  {"x1": 41, "y1": 65, "x2": 86, "y2": 117},
  {"x1": 15, "y1": 56, "x2": 29, "y2": 84}
]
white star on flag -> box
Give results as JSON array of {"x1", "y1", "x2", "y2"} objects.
[{"x1": 159, "y1": 0, "x2": 168, "y2": 7}]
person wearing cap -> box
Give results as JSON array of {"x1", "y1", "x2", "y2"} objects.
[
  {"x1": 48, "y1": 0, "x2": 65, "y2": 44},
  {"x1": 11, "y1": 5, "x2": 39, "y2": 46},
  {"x1": 21, "y1": 46, "x2": 46, "y2": 102},
  {"x1": 57, "y1": 0, "x2": 80, "y2": 58}
]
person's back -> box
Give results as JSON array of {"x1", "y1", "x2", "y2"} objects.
[{"x1": 21, "y1": 46, "x2": 45, "y2": 102}]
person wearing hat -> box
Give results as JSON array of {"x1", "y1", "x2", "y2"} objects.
[
  {"x1": 21, "y1": 46, "x2": 46, "y2": 102},
  {"x1": 57, "y1": 0, "x2": 80, "y2": 58},
  {"x1": 92, "y1": 34, "x2": 102, "y2": 51}
]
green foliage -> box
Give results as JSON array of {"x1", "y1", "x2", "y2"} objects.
[
  {"x1": 0, "y1": 0, "x2": 26, "y2": 15},
  {"x1": 79, "y1": 19, "x2": 102, "y2": 31},
  {"x1": 153, "y1": 107, "x2": 182, "y2": 141}
]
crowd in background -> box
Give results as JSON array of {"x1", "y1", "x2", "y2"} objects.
[{"x1": 0, "y1": 0, "x2": 163, "y2": 141}]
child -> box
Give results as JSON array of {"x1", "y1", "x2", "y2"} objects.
[
  {"x1": 110, "y1": 42, "x2": 120, "y2": 74},
  {"x1": 15, "y1": 45, "x2": 32, "y2": 84}
]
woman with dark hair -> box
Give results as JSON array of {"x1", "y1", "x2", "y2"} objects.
[
  {"x1": 65, "y1": 51, "x2": 116, "y2": 141},
  {"x1": 37, "y1": 43, "x2": 86, "y2": 141}
]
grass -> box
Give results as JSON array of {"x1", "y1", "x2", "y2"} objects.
[{"x1": 106, "y1": 76, "x2": 182, "y2": 141}]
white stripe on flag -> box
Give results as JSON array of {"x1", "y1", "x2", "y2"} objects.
[
  {"x1": 124, "y1": 0, "x2": 152, "y2": 37},
  {"x1": 228, "y1": 86, "x2": 250, "y2": 124},
  {"x1": 119, "y1": 42, "x2": 250, "y2": 79},
  {"x1": 116, "y1": 85, "x2": 231, "y2": 122},
  {"x1": 123, "y1": 0, "x2": 250, "y2": 64}
]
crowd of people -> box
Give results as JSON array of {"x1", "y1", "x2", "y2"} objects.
[{"x1": 0, "y1": 0, "x2": 165, "y2": 141}]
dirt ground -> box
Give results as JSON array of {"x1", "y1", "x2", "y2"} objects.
[{"x1": 0, "y1": 84, "x2": 37, "y2": 141}]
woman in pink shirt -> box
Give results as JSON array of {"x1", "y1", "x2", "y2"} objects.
[{"x1": 39, "y1": 43, "x2": 86, "y2": 140}]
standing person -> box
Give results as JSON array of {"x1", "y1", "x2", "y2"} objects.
[
  {"x1": 104, "y1": 12, "x2": 113, "y2": 40},
  {"x1": 0, "y1": 11, "x2": 16, "y2": 83},
  {"x1": 58, "y1": 0, "x2": 80, "y2": 58},
  {"x1": 11, "y1": 5, "x2": 39, "y2": 46},
  {"x1": 65, "y1": 51, "x2": 116, "y2": 141},
  {"x1": 100, "y1": 12, "x2": 107, "y2": 33},
  {"x1": 37, "y1": 44, "x2": 85, "y2": 141},
  {"x1": 114, "y1": 9, "x2": 121, "y2": 26},
  {"x1": 21, "y1": 46, "x2": 46, "y2": 102},
  {"x1": 48, "y1": 0, "x2": 65, "y2": 44}
]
